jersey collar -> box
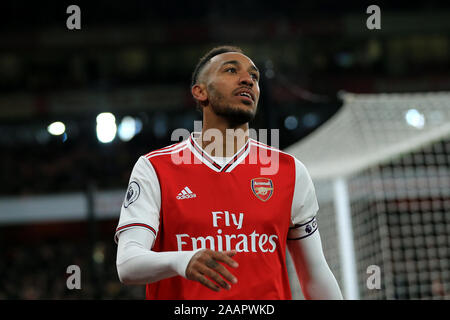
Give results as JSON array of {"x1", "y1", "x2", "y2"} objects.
[{"x1": 188, "y1": 132, "x2": 251, "y2": 173}]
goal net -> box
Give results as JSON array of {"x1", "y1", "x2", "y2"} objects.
[{"x1": 285, "y1": 91, "x2": 450, "y2": 300}]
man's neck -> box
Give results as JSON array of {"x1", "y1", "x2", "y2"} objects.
[{"x1": 198, "y1": 115, "x2": 249, "y2": 157}]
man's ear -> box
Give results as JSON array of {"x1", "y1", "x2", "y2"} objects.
[{"x1": 191, "y1": 84, "x2": 208, "y2": 104}]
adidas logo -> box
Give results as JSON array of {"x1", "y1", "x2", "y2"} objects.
[{"x1": 176, "y1": 186, "x2": 197, "y2": 200}]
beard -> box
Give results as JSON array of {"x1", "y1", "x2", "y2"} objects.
[{"x1": 207, "y1": 84, "x2": 256, "y2": 127}]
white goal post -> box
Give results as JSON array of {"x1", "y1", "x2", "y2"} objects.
[{"x1": 285, "y1": 91, "x2": 450, "y2": 300}]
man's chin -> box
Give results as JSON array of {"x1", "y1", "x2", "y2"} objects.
[{"x1": 221, "y1": 109, "x2": 255, "y2": 127}]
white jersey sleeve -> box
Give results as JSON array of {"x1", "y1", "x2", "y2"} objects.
[
  {"x1": 289, "y1": 157, "x2": 319, "y2": 240},
  {"x1": 287, "y1": 230, "x2": 343, "y2": 299},
  {"x1": 114, "y1": 156, "x2": 161, "y2": 244},
  {"x1": 288, "y1": 158, "x2": 342, "y2": 299},
  {"x1": 116, "y1": 227, "x2": 200, "y2": 284}
]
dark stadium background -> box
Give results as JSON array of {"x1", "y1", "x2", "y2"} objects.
[{"x1": 0, "y1": 1, "x2": 449, "y2": 299}]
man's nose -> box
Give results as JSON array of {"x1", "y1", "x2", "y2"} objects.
[{"x1": 239, "y1": 73, "x2": 253, "y2": 86}]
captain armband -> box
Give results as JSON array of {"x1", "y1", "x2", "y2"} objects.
[{"x1": 287, "y1": 216, "x2": 318, "y2": 240}]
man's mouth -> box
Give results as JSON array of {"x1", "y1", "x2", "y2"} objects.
[
  {"x1": 236, "y1": 94, "x2": 253, "y2": 104},
  {"x1": 234, "y1": 88, "x2": 255, "y2": 102}
]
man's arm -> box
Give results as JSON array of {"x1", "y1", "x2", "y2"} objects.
[
  {"x1": 116, "y1": 227, "x2": 196, "y2": 284},
  {"x1": 289, "y1": 157, "x2": 343, "y2": 299},
  {"x1": 287, "y1": 228, "x2": 343, "y2": 300},
  {"x1": 116, "y1": 227, "x2": 238, "y2": 291}
]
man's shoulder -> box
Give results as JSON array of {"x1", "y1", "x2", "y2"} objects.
[
  {"x1": 249, "y1": 139, "x2": 311, "y2": 175},
  {"x1": 250, "y1": 139, "x2": 296, "y2": 161},
  {"x1": 141, "y1": 140, "x2": 190, "y2": 163}
]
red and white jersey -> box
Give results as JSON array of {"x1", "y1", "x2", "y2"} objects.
[{"x1": 115, "y1": 132, "x2": 319, "y2": 300}]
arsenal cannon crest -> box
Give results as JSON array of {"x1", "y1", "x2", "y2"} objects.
[{"x1": 251, "y1": 178, "x2": 274, "y2": 202}]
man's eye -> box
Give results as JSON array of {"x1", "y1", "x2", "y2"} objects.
[
  {"x1": 251, "y1": 73, "x2": 259, "y2": 81},
  {"x1": 225, "y1": 67, "x2": 236, "y2": 73}
]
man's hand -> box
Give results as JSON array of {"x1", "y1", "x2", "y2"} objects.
[{"x1": 185, "y1": 249, "x2": 238, "y2": 292}]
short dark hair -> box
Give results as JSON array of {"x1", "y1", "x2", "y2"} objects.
[{"x1": 191, "y1": 45, "x2": 243, "y2": 88}]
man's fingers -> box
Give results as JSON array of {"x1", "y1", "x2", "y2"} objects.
[
  {"x1": 186, "y1": 249, "x2": 239, "y2": 291},
  {"x1": 198, "y1": 265, "x2": 231, "y2": 290},
  {"x1": 211, "y1": 250, "x2": 239, "y2": 268},
  {"x1": 192, "y1": 271, "x2": 220, "y2": 292},
  {"x1": 209, "y1": 261, "x2": 238, "y2": 284},
  {"x1": 205, "y1": 257, "x2": 220, "y2": 269},
  {"x1": 204, "y1": 252, "x2": 238, "y2": 284},
  {"x1": 224, "y1": 250, "x2": 237, "y2": 257}
]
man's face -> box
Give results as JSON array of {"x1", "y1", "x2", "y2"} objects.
[{"x1": 200, "y1": 52, "x2": 260, "y2": 126}]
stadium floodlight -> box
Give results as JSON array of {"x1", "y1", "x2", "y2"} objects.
[
  {"x1": 405, "y1": 109, "x2": 425, "y2": 129},
  {"x1": 47, "y1": 121, "x2": 66, "y2": 136},
  {"x1": 284, "y1": 115, "x2": 298, "y2": 130},
  {"x1": 118, "y1": 116, "x2": 142, "y2": 142},
  {"x1": 96, "y1": 112, "x2": 117, "y2": 143}
]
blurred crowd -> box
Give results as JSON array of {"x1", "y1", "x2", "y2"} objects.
[
  {"x1": 0, "y1": 134, "x2": 156, "y2": 196},
  {"x1": 0, "y1": 228, "x2": 144, "y2": 299}
]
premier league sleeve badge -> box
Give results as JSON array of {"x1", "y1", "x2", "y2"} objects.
[{"x1": 123, "y1": 181, "x2": 140, "y2": 208}]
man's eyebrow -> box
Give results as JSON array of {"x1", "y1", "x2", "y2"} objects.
[{"x1": 221, "y1": 60, "x2": 260, "y2": 74}]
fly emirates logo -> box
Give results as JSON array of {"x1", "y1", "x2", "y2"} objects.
[{"x1": 175, "y1": 211, "x2": 278, "y2": 253}]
